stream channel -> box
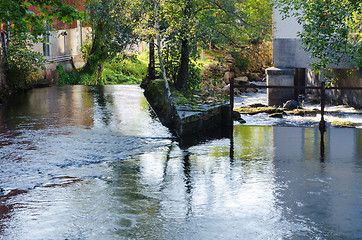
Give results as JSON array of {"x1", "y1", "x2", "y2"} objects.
[{"x1": 0, "y1": 85, "x2": 361, "y2": 239}]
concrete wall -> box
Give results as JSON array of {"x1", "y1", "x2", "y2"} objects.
[{"x1": 273, "y1": 8, "x2": 310, "y2": 68}]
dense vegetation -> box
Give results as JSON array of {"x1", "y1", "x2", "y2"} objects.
[{"x1": 1, "y1": 0, "x2": 273, "y2": 97}]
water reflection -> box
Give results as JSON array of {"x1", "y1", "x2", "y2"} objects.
[{"x1": 0, "y1": 85, "x2": 361, "y2": 239}]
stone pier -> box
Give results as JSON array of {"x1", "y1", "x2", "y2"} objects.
[{"x1": 266, "y1": 67, "x2": 295, "y2": 106}]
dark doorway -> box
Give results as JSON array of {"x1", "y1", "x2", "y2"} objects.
[{"x1": 294, "y1": 68, "x2": 306, "y2": 100}]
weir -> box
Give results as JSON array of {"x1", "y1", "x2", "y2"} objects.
[{"x1": 229, "y1": 78, "x2": 362, "y2": 132}]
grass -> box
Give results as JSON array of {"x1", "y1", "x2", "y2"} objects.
[
  {"x1": 197, "y1": 49, "x2": 220, "y2": 67},
  {"x1": 99, "y1": 52, "x2": 148, "y2": 85}
]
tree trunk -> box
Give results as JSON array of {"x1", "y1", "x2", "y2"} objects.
[
  {"x1": 80, "y1": 22, "x2": 107, "y2": 83},
  {"x1": 176, "y1": 38, "x2": 189, "y2": 93},
  {"x1": 148, "y1": 38, "x2": 155, "y2": 81},
  {"x1": 154, "y1": 0, "x2": 172, "y2": 99}
]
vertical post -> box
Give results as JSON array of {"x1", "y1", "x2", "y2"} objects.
[
  {"x1": 148, "y1": 38, "x2": 155, "y2": 80},
  {"x1": 1, "y1": 33, "x2": 8, "y2": 63},
  {"x1": 319, "y1": 81, "x2": 326, "y2": 132},
  {"x1": 230, "y1": 77, "x2": 234, "y2": 125},
  {"x1": 229, "y1": 78, "x2": 234, "y2": 163}
]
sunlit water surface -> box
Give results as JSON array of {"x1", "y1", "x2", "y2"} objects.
[{"x1": 0, "y1": 85, "x2": 361, "y2": 239}]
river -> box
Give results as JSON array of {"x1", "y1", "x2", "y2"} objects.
[{"x1": 0, "y1": 85, "x2": 361, "y2": 239}]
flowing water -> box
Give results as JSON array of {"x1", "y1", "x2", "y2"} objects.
[{"x1": 0, "y1": 85, "x2": 361, "y2": 239}]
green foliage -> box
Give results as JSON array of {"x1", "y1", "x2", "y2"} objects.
[
  {"x1": 187, "y1": 60, "x2": 203, "y2": 94},
  {"x1": 0, "y1": 0, "x2": 86, "y2": 41},
  {"x1": 274, "y1": 0, "x2": 362, "y2": 72},
  {"x1": 99, "y1": 54, "x2": 148, "y2": 85},
  {"x1": 5, "y1": 33, "x2": 45, "y2": 89},
  {"x1": 79, "y1": 0, "x2": 140, "y2": 81},
  {"x1": 161, "y1": 41, "x2": 202, "y2": 94},
  {"x1": 231, "y1": 51, "x2": 250, "y2": 72},
  {"x1": 162, "y1": 44, "x2": 181, "y2": 83},
  {"x1": 58, "y1": 53, "x2": 147, "y2": 85},
  {"x1": 56, "y1": 65, "x2": 79, "y2": 85}
]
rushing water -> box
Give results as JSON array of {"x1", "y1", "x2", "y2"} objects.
[{"x1": 0, "y1": 85, "x2": 361, "y2": 239}]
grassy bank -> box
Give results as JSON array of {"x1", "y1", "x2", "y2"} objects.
[{"x1": 57, "y1": 52, "x2": 148, "y2": 86}]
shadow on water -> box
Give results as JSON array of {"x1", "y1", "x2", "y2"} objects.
[{"x1": 177, "y1": 125, "x2": 233, "y2": 150}]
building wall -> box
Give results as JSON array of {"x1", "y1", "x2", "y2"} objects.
[
  {"x1": 273, "y1": 8, "x2": 310, "y2": 68},
  {"x1": 32, "y1": 21, "x2": 91, "y2": 81}
]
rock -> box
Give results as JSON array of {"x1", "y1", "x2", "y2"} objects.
[
  {"x1": 248, "y1": 103, "x2": 267, "y2": 108},
  {"x1": 232, "y1": 110, "x2": 241, "y2": 120},
  {"x1": 246, "y1": 72, "x2": 262, "y2": 82},
  {"x1": 237, "y1": 118, "x2": 246, "y2": 124},
  {"x1": 232, "y1": 111, "x2": 246, "y2": 123},
  {"x1": 269, "y1": 113, "x2": 283, "y2": 118},
  {"x1": 221, "y1": 84, "x2": 230, "y2": 95},
  {"x1": 224, "y1": 71, "x2": 235, "y2": 84},
  {"x1": 331, "y1": 121, "x2": 355, "y2": 128},
  {"x1": 235, "y1": 106, "x2": 283, "y2": 115},
  {"x1": 234, "y1": 76, "x2": 249, "y2": 85},
  {"x1": 283, "y1": 100, "x2": 299, "y2": 110},
  {"x1": 284, "y1": 109, "x2": 317, "y2": 117},
  {"x1": 246, "y1": 88, "x2": 258, "y2": 93}
]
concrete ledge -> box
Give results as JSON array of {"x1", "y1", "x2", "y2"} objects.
[
  {"x1": 266, "y1": 67, "x2": 295, "y2": 106},
  {"x1": 144, "y1": 79, "x2": 231, "y2": 137},
  {"x1": 266, "y1": 67, "x2": 295, "y2": 76}
]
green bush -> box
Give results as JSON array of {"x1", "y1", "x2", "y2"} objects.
[
  {"x1": 56, "y1": 65, "x2": 79, "y2": 85},
  {"x1": 56, "y1": 53, "x2": 148, "y2": 86},
  {"x1": 6, "y1": 33, "x2": 45, "y2": 90},
  {"x1": 99, "y1": 54, "x2": 148, "y2": 85},
  {"x1": 231, "y1": 51, "x2": 250, "y2": 72}
]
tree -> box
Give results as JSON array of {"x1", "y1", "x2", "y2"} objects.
[
  {"x1": 274, "y1": 0, "x2": 362, "y2": 72},
  {"x1": 0, "y1": 0, "x2": 85, "y2": 88},
  {"x1": 79, "y1": 0, "x2": 140, "y2": 83},
  {"x1": 158, "y1": 0, "x2": 272, "y2": 94}
]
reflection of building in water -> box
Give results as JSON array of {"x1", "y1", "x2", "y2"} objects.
[
  {"x1": 272, "y1": 127, "x2": 362, "y2": 238},
  {"x1": 26, "y1": 86, "x2": 94, "y2": 128}
]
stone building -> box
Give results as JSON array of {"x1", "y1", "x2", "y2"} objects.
[{"x1": 267, "y1": 8, "x2": 362, "y2": 108}]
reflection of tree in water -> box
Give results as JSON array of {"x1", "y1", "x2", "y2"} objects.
[
  {"x1": 91, "y1": 86, "x2": 114, "y2": 125},
  {"x1": 182, "y1": 151, "x2": 193, "y2": 217},
  {"x1": 319, "y1": 129, "x2": 326, "y2": 162},
  {"x1": 161, "y1": 143, "x2": 193, "y2": 217},
  {"x1": 356, "y1": 130, "x2": 362, "y2": 167}
]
